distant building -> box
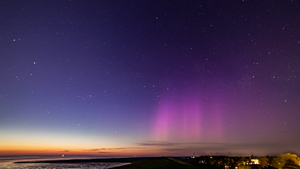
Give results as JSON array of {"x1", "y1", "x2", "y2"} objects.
[{"x1": 250, "y1": 158, "x2": 260, "y2": 165}]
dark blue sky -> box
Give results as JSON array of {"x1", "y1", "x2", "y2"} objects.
[{"x1": 0, "y1": 0, "x2": 300, "y2": 156}]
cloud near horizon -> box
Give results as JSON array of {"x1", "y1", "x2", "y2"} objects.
[
  {"x1": 138, "y1": 141, "x2": 180, "y2": 147},
  {"x1": 84, "y1": 148, "x2": 127, "y2": 152},
  {"x1": 137, "y1": 141, "x2": 224, "y2": 147}
]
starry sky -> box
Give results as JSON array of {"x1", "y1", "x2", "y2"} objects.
[{"x1": 0, "y1": 0, "x2": 300, "y2": 157}]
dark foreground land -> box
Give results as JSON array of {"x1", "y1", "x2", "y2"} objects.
[
  {"x1": 113, "y1": 157, "x2": 198, "y2": 169},
  {"x1": 16, "y1": 153, "x2": 300, "y2": 169},
  {"x1": 16, "y1": 157, "x2": 198, "y2": 169}
]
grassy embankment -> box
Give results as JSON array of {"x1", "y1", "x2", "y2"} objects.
[{"x1": 113, "y1": 157, "x2": 198, "y2": 169}]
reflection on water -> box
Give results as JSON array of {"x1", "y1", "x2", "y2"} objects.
[
  {"x1": 0, "y1": 156, "x2": 130, "y2": 169},
  {"x1": 0, "y1": 162, "x2": 130, "y2": 169}
]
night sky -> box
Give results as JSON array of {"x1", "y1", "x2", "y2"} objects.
[{"x1": 1, "y1": 0, "x2": 300, "y2": 157}]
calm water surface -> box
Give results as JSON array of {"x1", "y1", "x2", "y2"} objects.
[{"x1": 0, "y1": 156, "x2": 130, "y2": 169}]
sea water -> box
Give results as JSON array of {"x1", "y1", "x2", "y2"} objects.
[{"x1": 0, "y1": 155, "x2": 130, "y2": 169}]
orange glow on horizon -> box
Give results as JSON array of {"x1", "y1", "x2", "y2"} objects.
[{"x1": 0, "y1": 145, "x2": 171, "y2": 157}]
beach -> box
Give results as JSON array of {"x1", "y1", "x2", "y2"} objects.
[
  {"x1": 0, "y1": 156, "x2": 131, "y2": 169},
  {"x1": 0, "y1": 156, "x2": 197, "y2": 169}
]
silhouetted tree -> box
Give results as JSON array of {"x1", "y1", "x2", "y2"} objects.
[
  {"x1": 232, "y1": 157, "x2": 247, "y2": 169},
  {"x1": 259, "y1": 157, "x2": 269, "y2": 168},
  {"x1": 272, "y1": 153, "x2": 300, "y2": 169},
  {"x1": 282, "y1": 159, "x2": 300, "y2": 169}
]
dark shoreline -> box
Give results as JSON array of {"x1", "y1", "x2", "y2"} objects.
[
  {"x1": 13, "y1": 157, "x2": 201, "y2": 169},
  {"x1": 14, "y1": 157, "x2": 153, "y2": 164}
]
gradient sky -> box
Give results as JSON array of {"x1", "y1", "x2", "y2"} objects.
[{"x1": 0, "y1": 0, "x2": 300, "y2": 157}]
